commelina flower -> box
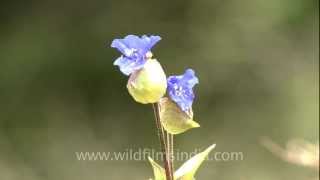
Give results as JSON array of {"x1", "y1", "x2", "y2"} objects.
[
  {"x1": 167, "y1": 69, "x2": 199, "y2": 113},
  {"x1": 111, "y1": 35, "x2": 161, "y2": 75}
]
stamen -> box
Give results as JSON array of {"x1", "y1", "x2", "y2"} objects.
[{"x1": 146, "y1": 51, "x2": 153, "y2": 59}]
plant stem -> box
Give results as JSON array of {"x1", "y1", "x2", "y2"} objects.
[
  {"x1": 166, "y1": 131, "x2": 174, "y2": 175},
  {"x1": 152, "y1": 103, "x2": 173, "y2": 180},
  {"x1": 165, "y1": 131, "x2": 172, "y2": 176},
  {"x1": 170, "y1": 134, "x2": 174, "y2": 172}
]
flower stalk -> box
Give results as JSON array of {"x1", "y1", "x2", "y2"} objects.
[
  {"x1": 152, "y1": 103, "x2": 174, "y2": 180},
  {"x1": 167, "y1": 133, "x2": 174, "y2": 175}
]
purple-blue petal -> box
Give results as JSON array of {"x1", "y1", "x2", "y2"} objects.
[
  {"x1": 111, "y1": 39, "x2": 130, "y2": 56},
  {"x1": 111, "y1": 35, "x2": 161, "y2": 75},
  {"x1": 121, "y1": 35, "x2": 145, "y2": 53},
  {"x1": 182, "y1": 69, "x2": 199, "y2": 88},
  {"x1": 141, "y1": 35, "x2": 162, "y2": 51},
  {"x1": 167, "y1": 69, "x2": 199, "y2": 112},
  {"x1": 113, "y1": 56, "x2": 146, "y2": 76}
]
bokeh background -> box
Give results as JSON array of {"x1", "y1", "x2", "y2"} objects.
[{"x1": 0, "y1": 0, "x2": 319, "y2": 179}]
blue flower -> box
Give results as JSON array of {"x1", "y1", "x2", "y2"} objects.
[
  {"x1": 167, "y1": 69, "x2": 199, "y2": 113},
  {"x1": 111, "y1": 35, "x2": 161, "y2": 75}
]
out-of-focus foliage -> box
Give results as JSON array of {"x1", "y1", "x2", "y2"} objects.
[
  {"x1": 262, "y1": 138, "x2": 319, "y2": 170},
  {"x1": 0, "y1": 0, "x2": 318, "y2": 180}
]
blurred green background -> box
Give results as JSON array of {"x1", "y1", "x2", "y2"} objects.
[{"x1": 0, "y1": 0, "x2": 319, "y2": 179}]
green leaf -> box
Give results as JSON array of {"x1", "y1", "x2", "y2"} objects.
[
  {"x1": 147, "y1": 144, "x2": 215, "y2": 180},
  {"x1": 174, "y1": 144, "x2": 216, "y2": 180},
  {"x1": 159, "y1": 97, "x2": 200, "y2": 135},
  {"x1": 148, "y1": 157, "x2": 166, "y2": 180}
]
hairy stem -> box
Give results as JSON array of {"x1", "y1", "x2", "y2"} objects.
[
  {"x1": 170, "y1": 134, "x2": 174, "y2": 172},
  {"x1": 165, "y1": 131, "x2": 173, "y2": 176},
  {"x1": 152, "y1": 103, "x2": 173, "y2": 180}
]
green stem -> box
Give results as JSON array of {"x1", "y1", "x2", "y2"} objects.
[{"x1": 152, "y1": 103, "x2": 173, "y2": 180}]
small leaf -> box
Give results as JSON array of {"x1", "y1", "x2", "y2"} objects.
[
  {"x1": 148, "y1": 157, "x2": 166, "y2": 180},
  {"x1": 174, "y1": 144, "x2": 216, "y2": 180},
  {"x1": 159, "y1": 97, "x2": 200, "y2": 135}
]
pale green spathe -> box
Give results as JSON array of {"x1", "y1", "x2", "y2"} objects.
[
  {"x1": 159, "y1": 97, "x2": 200, "y2": 134},
  {"x1": 127, "y1": 59, "x2": 167, "y2": 104}
]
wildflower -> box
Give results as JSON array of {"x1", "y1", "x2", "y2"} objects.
[
  {"x1": 111, "y1": 35, "x2": 161, "y2": 75},
  {"x1": 167, "y1": 69, "x2": 199, "y2": 113},
  {"x1": 111, "y1": 35, "x2": 166, "y2": 104}
]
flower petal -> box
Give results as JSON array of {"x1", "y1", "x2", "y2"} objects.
[
  {"x1": 111, "y1": 35, "x2": 162, "y2": 75},
  {"x1": 113, "y1": 56, "x2": 145, "y2": 76},
  {"x1": 141, "y1": 35, "x2": 162, "y2": 51},
  {"x1": 167, "y1": 69, "x2": 199, "y2": 112},
  {"x1": 122, "y1": 35, "x2": 145, "y2": 52},
  {"x1": 111, "y1": 39, "x2": 130, "y2": 56},
  {"x1": 183, "y1": 69, "x2": 199, "y2": 88}
]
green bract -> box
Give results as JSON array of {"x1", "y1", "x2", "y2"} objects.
[
  {"x1": 148, "y1": 144, "x2": 216, "y2": 180},
  {"x1": 127, "y1": 59, "x2": 167, "y2": 104},
  {"x1": 159, "y1": 97, "x2": 200, "y2": 135},
  {"x1": 174, "y1": 144, "x2": 216, "y2": 180},
  {"x1": 148, "y1": 157, "x2": 166, "y2": 180}
]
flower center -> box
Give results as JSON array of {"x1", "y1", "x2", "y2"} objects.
[
  {"x1": 124, "y1": 48, "x2": 139, "y2": 58},
  {"x1": 145, "y1": 51, "x2": 153, "y2": 59},
  {"x1": 174, "y1": 84, "x2": 184, "y2": 97}
]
